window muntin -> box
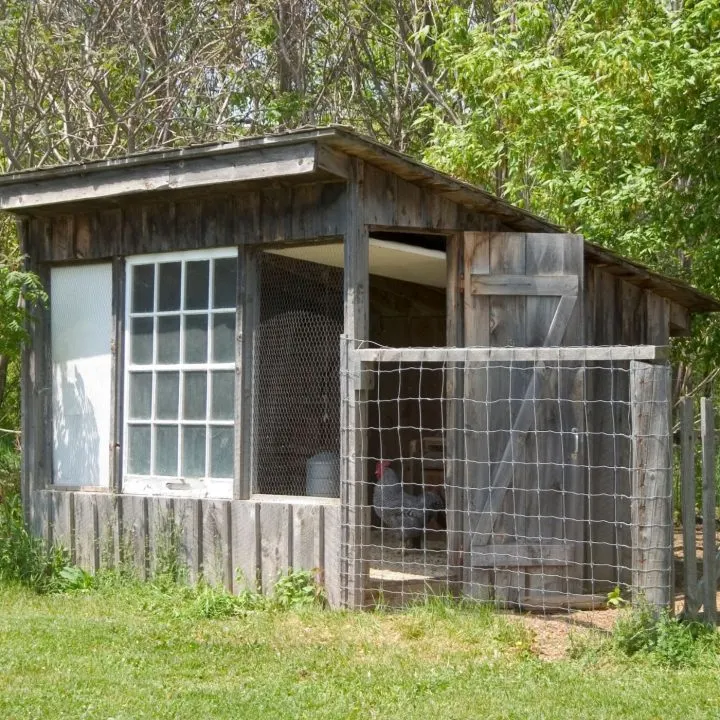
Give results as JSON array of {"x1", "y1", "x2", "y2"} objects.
[{"x1": 124, "y1": 249, "x2": 237, "y2": 497}]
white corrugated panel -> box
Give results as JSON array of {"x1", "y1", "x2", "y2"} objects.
[
  {"x1": 266, "y1": 239, "x2": 447, "y2": 288},
  {"x1": 51, "y1": 264, "x2": 112, "y2": 487}
]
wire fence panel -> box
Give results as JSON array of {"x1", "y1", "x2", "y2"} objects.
[
  {"x1": 340, "y1": 346, "x2": 673, "y2": 613},
  {"x1": 253, "y1": 253, "x2": 344, "y2": 496}
]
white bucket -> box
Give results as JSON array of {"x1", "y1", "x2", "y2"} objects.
[{"x1": 306, "y1": 452, "x2": 340, "y2": 497}]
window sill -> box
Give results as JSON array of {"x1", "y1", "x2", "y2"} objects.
[
  {"x1": 122, "y1": 476, "x2": 232, "y2": 499},
  {"x1": 249, "y1": 493, "x2": 340, "y2": 506}
]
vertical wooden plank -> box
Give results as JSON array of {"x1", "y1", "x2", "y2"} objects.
[
  {"x1": 19, "y1": 217, "x2": 34, "y2": 515},
  {"x1": 461, "y1": 231, "x2": 492, "y2": 599},
  {"x1": 236, "y1": 247, "x2": 257, "y2": 499},
  {"x1": 586, "y1": 268, "x2": 620, "y2": 591},
  {"x1": 121, "y1": 206, "x2": 142, "y2": 256},
  {"x1": 174, "y1": 498, "x2": 202, "y2": 584},
  {"x1": 52, "y1": 215, "x2": 74, "y2": 261},
  {"x1": 174, "y1": 199, "x2": 202, "y2": 251},
  {"x1": 37, "y1": 262, "x2": 52, "y2": 496},
  {"x1": 231, "y1": 500, "x2": 260, "y2": 592},
  {"x1": 341, "y1": 157, "x2": 369, "y2": 609},
  {"x1": 147, "y1": 497, "x2": 175, "y2": 578},
  {"x1": 523, "y1": 235, "x2": 563, "y2": 600},
  {"x1": 109, "y1": 256, "x2": 125, "y2": 493},
  {"x1": 74, "y1": 492, "x2": 99, "y2": 573},
  {"x1": 259, "y1": 502, "x2": 290, "y2": 594},
  {"x1": 558, "y1": 235, "x2": 586, "y2": 596},
  {"x1": 292, "y1": 503, "x2": 322, "y2": 572},
  {"x1": 445, "y1": 233, "x2": 465, "y2": 578},
  {"x1": 96, "y1": 208, "x2": 123, "y2": 258},
  {"x1": 119, "y1": 495, "x2": 148, "y2": 579},
  {"x1": 202, "y1": 499, "x2": 233, "y2": 590},
  {"x1": 29, "y1": 489, "x2": 50, "y2": 546},
  {"x1": 234, "y1": 192, "x2": 261, "y2": 245},
  {"x1": 323, "y1": 502, "x2": 342, "y2": 608},
  {"x1": 21, "y1": 220, "x2": 52, "y2": 525},
  {"x1": 680, "y1": 397, "x2": 698, "y2": 618},
  {"x1": 701, "y1": 398, "x2": 717, "y2": 623},
  {"x1": 74, "y1": 214, "x2": 92, "y2": 259},
  {"x1": 49, "y1": 491, "x2": 75, "y2": 561},
  {"x1": 630, "y1": 361, "x2": 673, "y2": 610},
  {"x1": 95, "y1": 493, "x2": 120, "y2": 569},
  {"x1": 482, "y1": 232, "x2": 526, "y2": 607},
  {"x1": 646, "y1": 292, "x2": 670, "y2": 345}
]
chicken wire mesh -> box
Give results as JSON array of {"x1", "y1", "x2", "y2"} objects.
[
  {"x1": 252, "y1": 252, "x2": 344, "y2": 496},
  {"x1": 340, "y1": 345, "x2": 674, "y2": 613}
]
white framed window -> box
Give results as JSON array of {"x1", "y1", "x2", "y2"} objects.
[{"x1": 123, "y1": 248, "x2": 237, "y2": 498}]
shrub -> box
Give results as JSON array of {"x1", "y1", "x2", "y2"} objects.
[
  {"x1": 272, "y1": 569, "x2": 326, "y2": 610},
  {"x1": 613, "y1": 604, "x2": 719, "y2": 667}
]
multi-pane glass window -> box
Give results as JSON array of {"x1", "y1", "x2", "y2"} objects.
[{"x1": 124, "y1": 249, "x2": 237, "y2": 497}]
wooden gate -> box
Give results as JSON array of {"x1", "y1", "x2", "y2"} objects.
[{"x1": 461, "y1": 232, "x2": 586, "y2": 607}]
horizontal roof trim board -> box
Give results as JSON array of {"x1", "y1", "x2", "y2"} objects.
[
  {"x1": 0, "y1": 125, "x2": 716, "y2": 312},
  {"x1": 0, "y1": 142, "x2": 326, "y2": 210}
]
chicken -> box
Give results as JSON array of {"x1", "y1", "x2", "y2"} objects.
[{"x1": 372, "y1": 459, "x2": 445, "y2": 548}]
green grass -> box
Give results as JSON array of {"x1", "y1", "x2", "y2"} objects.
[{"x1": 1, "y1": 584, "x2": 720, "y2": 719}]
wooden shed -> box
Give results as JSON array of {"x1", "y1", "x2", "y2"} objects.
[{"x1": 5, "y1": 126, "x2": 718, "y2": 609}]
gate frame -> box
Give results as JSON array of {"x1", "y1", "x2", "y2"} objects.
[{"x1": 340, "y1": 342, "x2": 673, "y2": 610}]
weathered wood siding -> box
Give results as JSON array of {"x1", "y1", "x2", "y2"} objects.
[
  {"x1": 29, "y1": 489, "x2": 340, "y2": 600},
  {"x1": 583, "y1": 264, "x2": 672, "y2": 591},
  {"x1": 28, "y1": 185, "x2": 348, "y2": 263}
]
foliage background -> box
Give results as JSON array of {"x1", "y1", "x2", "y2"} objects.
[{"x1": 2, "y1": 0, "x2": 720, "y2": 432}]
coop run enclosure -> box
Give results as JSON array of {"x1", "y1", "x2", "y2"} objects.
[
  {"x1": 5, "y1": 127, "x2": 717, "y2": 612},
  {"x1": 340, "y1": 343, "x2": 673, "y2": 611}
]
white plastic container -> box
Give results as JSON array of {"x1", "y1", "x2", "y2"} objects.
[{"x1": 306, "y1": 452, "x2": 340, "y2": 497}]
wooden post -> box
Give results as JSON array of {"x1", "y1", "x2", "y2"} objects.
[
  {"x1": 340, "y1": 158, "x2": 369, "y2": 609},
  {"x1": 630, "y1": 361, "x2": 673, "y2": 610},
  {"x1": 680, "y1": 396, "x2": 698, "y2": 618},
  {"x1": 701, "y1": 398, "x2": 717, "y2": 623},
  {"x1": 444, "y1": 233, "x2": 464, "y2": 578},
  {"x1": 110, "y1": 256, "x2": 126, "y2": 493},
  {"x1": 236, "y1": 247, "x2": 258, "y2": 499}
]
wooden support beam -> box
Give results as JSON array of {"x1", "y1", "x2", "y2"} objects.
[
  {"x1": 680, "y1": 397, "x2": 699, "y2": 618},
  {"x1": 701, "y1": 398, "x2": 717, "y2": 623},
  {"x1": 630, "y1": 361, "x2": 673, "y2": 610},
  {"x1": 236, "y1": 247, "x2": 258, "y2": 499},
  {"x1": 444, "y1": 233, "x2": 465, "y2": 572},
  {"x1": 109, "y1": 256, "x2": 125, "y2": 493},
  {"x1": 469, "y1": 274, "x2": 578, "y2": 296},
  {"x1": 353, "y1": 345, "x2": 669, "y2": 363},
  {"x1": 340, "y1": 157, "x2": 369, "y2": 609}
]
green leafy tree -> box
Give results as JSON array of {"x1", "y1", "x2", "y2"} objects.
[
  {"x1": 423, "y1": 0, "x2": 720, "y2": 384},
  {"x1": 0, "y1": 217, "x2": 46, "y2": 428}
]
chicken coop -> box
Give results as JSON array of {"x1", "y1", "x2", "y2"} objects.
[{"x1": 5, "y1": 127, "x2": 719, "y2": 611}]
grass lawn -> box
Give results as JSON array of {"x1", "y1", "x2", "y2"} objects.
[{"x1": 1, "y1": 583, "x2": 720, "y2": 720}]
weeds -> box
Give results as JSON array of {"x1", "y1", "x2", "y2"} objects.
[
  {"x1": 0, "y1": 493, "x2": 72, "y2": 593},
  {"x1": 272, "y1": 569, "x2": 326, "y2": 609},
  {"x1": 612, "y1": 604, "x2": 720, "y2": 666}
]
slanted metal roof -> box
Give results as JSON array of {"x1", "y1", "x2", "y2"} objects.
[{"x1": 0, "y1": 125, "x2": 716, "y2": 312}]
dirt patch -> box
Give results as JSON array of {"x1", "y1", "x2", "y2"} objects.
[
  {"x1": 512, "y1": 608, "x2": 618, "y2": 660},
  {"x1": 511, "y1": 525, "x2": 720, "y2": 660}
]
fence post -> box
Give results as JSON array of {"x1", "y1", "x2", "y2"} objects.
[
  {"x1": 630, "y1": 361, "x2": 673, "y2": 610},
  {"x1": 339, "y1": 335, "x2": 367, "y2": 609},
  {"x1": 680, "y1": 396, "x2": 698, "y2": 618},
  {"x1": 701, "y1": 398, "x2": 717, "y2": 624}
]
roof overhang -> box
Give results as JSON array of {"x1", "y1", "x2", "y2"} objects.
[
  {"x1": 0, "y1": 125, "x2": 716, "y2": 313},
  {"x1": 0, "y1": 137, "x2": 349, "y2": 211}
]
